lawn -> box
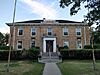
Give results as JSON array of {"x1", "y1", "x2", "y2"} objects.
[
  {"x1": 0, "y1": 60, "x2": 44, "y2": 75},
  {"x1": 58, "y1": 60, "x2": 100, "y2": 75}
]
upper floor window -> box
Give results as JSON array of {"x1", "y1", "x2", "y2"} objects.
[
  {"x1": 17, "y1": 40, "x2": 22, "y2": 50},
  {"x1": 18, "y1": 27, "x2": 23, "y2": 36},
  {"x1": 63, "y1": 27, "x2": 68, "y2": 36},
  {"x1": 76, "y1": 28, "x2": 81, "y2": 36},
  {"x1": 47, "y1": 28, "x2": 52, "y2": 35},
  {"x1": 31, "y1": 28, "x2": 36, "y2": 36}
]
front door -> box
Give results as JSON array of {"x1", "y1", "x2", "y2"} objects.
[{"x1": 46, "y1": 40, "x2": 53, "y2": 52}]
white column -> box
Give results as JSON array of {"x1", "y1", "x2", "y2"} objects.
[
  {"x1": 43, "y1": 39, "x2": 46, "y2": 52},
  {"x1": 84, "y1": 26, "x2": 86, "y2": 45},
  {"x1": 53, "y1": 38, "x2": 56, "y2": 52}
]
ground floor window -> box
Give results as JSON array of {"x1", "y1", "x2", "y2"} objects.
[
  {"x1": 31, "y1": 39, "x2": 35, "y2": 48},
  {"x1": 76, "y1": 41, "x2": 82, "y2": 49},
  {"x1": 17, "y1": 41, "x2": 22, "y2": 49},
  {"x1": 63, "y1": 41, "x2": 69, "y2": 48}
]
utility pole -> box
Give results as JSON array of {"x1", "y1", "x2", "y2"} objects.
[{"x1": 7, "y1": 0, "x2": 17, "y2": 72}]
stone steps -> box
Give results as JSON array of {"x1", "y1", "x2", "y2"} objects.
[{"x1": 38, "y1": 52, "x2": 62, "y2": 63}]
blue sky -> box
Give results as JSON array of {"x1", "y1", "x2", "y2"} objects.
[{"x1": 0, "y1": 0, "x2": 88, "y2": 33}]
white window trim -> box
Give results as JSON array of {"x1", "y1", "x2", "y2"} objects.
[
  {"x1": 31, "y1": 27, "x2": 36, "y2": 36},
  {"x1": 18, "y1": 27, "x2": 24, "y2": 36},
  {"x1": 76, "y1": 28, "x2": 81, "y2": 36},
  {"x1": 17, "y1": 40, "x2": 23, "y2": 50},
  {"x1": 76, "y1": 41, "x2": 82, "y2": 49},
  {"x1": 63, "y1": 41, "x2": 69, "y2": 47},
  {"x1": 47, "y1": 27, "x2": 53, "y2": 35},
  {"x1": 30, "y1": 40, "x2": 35, "y2": 48},
  {"x1": 63, "y1": 27, "x2": 69, "y2": 36}
]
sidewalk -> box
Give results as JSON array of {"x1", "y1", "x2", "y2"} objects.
[{"x1": 43, "y1": 63, "x2": 62, "y2": 75}]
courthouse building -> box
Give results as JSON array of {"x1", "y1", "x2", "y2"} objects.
[{"x1": 7, "y1": 18, "x2": 90, "y2": 52}]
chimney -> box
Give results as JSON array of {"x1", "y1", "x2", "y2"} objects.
[{"x1": 43, "y1": 18, "x2": 46, "y2": 21}]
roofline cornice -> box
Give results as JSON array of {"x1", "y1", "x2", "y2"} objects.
[{"x1": 6, "y1": 22, "x2": 88, "y2": 26}]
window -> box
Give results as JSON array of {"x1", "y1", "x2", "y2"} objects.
[
  {"x1": 18, "y1": 27, "x2": 23, "y2": 36},
  {"x1": 76, "y1": 28, "x2": 81, "y2": 36},
  {"x1": 17, "y1": 41, "x2": 22, "y2": 49},
  {"x1": 63, "y1": 27, "x2": 68, "y2": 36},
  {"x1": 76, "y1": 38, "x2": 82, "y2": 49},
  {"x1": 31, "y1": 39, "x2": 35, "y2": 48},
  {"x1": 31, "y1": 28, "x2": 36, "y2": 36},
  {"x1": 63, "y1": 41, "x2": 69, "y2": 48},
  {"x1": 47, "y1": 28, "x2": 52, "y2": 35}
]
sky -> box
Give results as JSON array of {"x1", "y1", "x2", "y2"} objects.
[{"x1": 0, "y1": 0, "x2": 88, "y2": 33}]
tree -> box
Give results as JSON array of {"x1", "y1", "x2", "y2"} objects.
[
  {"x1": 94, "y1": 26, "x2": 100, "y2": 44},
  {"x1": 59, "y1": 0, "x2": 99, "y2": 73},
  {"x1": 60, "y1": 0, "x2": 100, "y2": 26},
  {"x1": 0, "y1": 32, "x2": 4, "y2": 46},
  {"x1": 4, "y1": 33, "x2": 9, "y2": 45},
  {"x1": 0, "y1": 32, "x2": 9, "y2": 46}
]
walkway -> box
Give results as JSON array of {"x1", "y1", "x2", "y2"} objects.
[{"x1": 43, "y1": 63, "x2": 62, "y2": 75}]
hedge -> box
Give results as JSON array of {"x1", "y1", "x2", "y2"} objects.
[
  {"x1": 0, "y1": 49, "x2": 39, "y2": 60},
  {"x1": 60, "y1": 49, "x2": 100, "y2": 60},
  {"x1": 0, "y1": 46, "x2": 10, "y2": 50}
]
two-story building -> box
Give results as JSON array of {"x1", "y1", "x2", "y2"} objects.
[{"x1": 7, "y1": 18, "x2": 90, "y2": 53}]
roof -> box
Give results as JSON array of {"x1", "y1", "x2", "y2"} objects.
[
  {"x1": 6, "y1": 19, "x2": 84, "y2": 26},
  {"x1": 16, "y1": 20, "x2": 81, "y2": 23}
]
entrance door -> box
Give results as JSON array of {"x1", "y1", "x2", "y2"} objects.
[{"x1": 46, "y1": 40, "x2": 53, "y2": 52}]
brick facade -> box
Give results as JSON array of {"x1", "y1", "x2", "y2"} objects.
[{"x1": 7, "y1": 19, "x2": 90, "y2": 52}]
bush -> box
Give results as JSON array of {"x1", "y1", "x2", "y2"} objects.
[
  {"x1": 28, "y1": 47, "x2": 40, "y2": 59},
  {"x1": 0, "y1": 48, "x2": 40, "y2": 60},
  {"x1": 58, "y1": 46, "x2": 69, "y2": 51},
  {"x1": 0, "y1": 45, "x2": 10, "y2": 50},
  {"x1": 60, "y1": 49, "x2": 100, "y2": 60},
  {"x1": 84, "y1": 45, "x2": 92, "y2": 49},
  {"x1": 84, "y1": 45, "x2": 100, "y2": 49},
  {"x1": 94, "y1": 44, "x2": 100, "y2": 49}
]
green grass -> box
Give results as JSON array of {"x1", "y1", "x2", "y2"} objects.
[
  {"x1": 0, "y1": 60, "x2": 44, "y2": 75},
  {"x1": 58, "y1": 60, "x2": 100, "y2": 75}
]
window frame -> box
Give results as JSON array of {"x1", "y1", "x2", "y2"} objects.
[
  {"x1": 47, "y1": 27, "x2": 52, "y2": 35},
  {"x1": 63, "y1": 27, "x2": 69, "y2": 36},
  {"x1": 30, "y1": 39, "x2": 35, "y2": 48},
  {"x1": 76, "y1": 40, "x2": 82, "y2": 49},
  {"x1": 76, "y1": 28, "x2": 81, "y2": 36},
  {"x1": 63, "y1": 41, "x2": 69, "y2": 48},
  {"x1": 17, "y1": 40, "x2": 23, "y2": 50},
  {"x1": 31, "y1": 27, "x2": 36, "y2": 36},
  {"x1": 18, "y1": 27, "x2": 24, "y2": 36}
]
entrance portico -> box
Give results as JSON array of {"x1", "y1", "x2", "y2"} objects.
[{"x1": 43, "y1": 37, "x2": 56, "y2": 53}]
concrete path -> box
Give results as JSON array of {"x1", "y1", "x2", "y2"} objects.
[{"x1": 43, "y1": 63, "x2": 62, "y2": 75}]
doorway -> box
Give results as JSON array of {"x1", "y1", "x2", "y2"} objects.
[{"x1": 46, "y1": 40, "x2": 53, "y2": 52}]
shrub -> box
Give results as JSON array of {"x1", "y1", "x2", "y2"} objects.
[
  {"x1": 28, "y1": 47, "x2": 40, "y2": 60},
  {"x1": 58, "y1": 46, "x2": 69, "y2": 51},
  {"x1": 84, "y1": 45, "x2": 92, "y2": 49},
  {"x1": 60, "y1": 49, "x2": 100, "y2": 60},
  {"x1": 84, "y1": 45, "x2": 100, "y2": 49},
  {"x1": 94, "y1": 44, "x2": 100, "y2": 49},
  {"x1": 0, "y1": 45, "x2": 10, "y2": 50},
  {"x1": 0, "y1": 47, "x2": 40, "y2": 60}
]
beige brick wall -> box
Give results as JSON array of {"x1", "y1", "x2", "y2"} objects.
[{"x1": 10, "y1": 24, "x2": 90, "y2": 50}]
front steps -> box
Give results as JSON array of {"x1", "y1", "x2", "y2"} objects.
[{"x1": 38, "y1": 52, "x2": 62, "y2": 63}]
